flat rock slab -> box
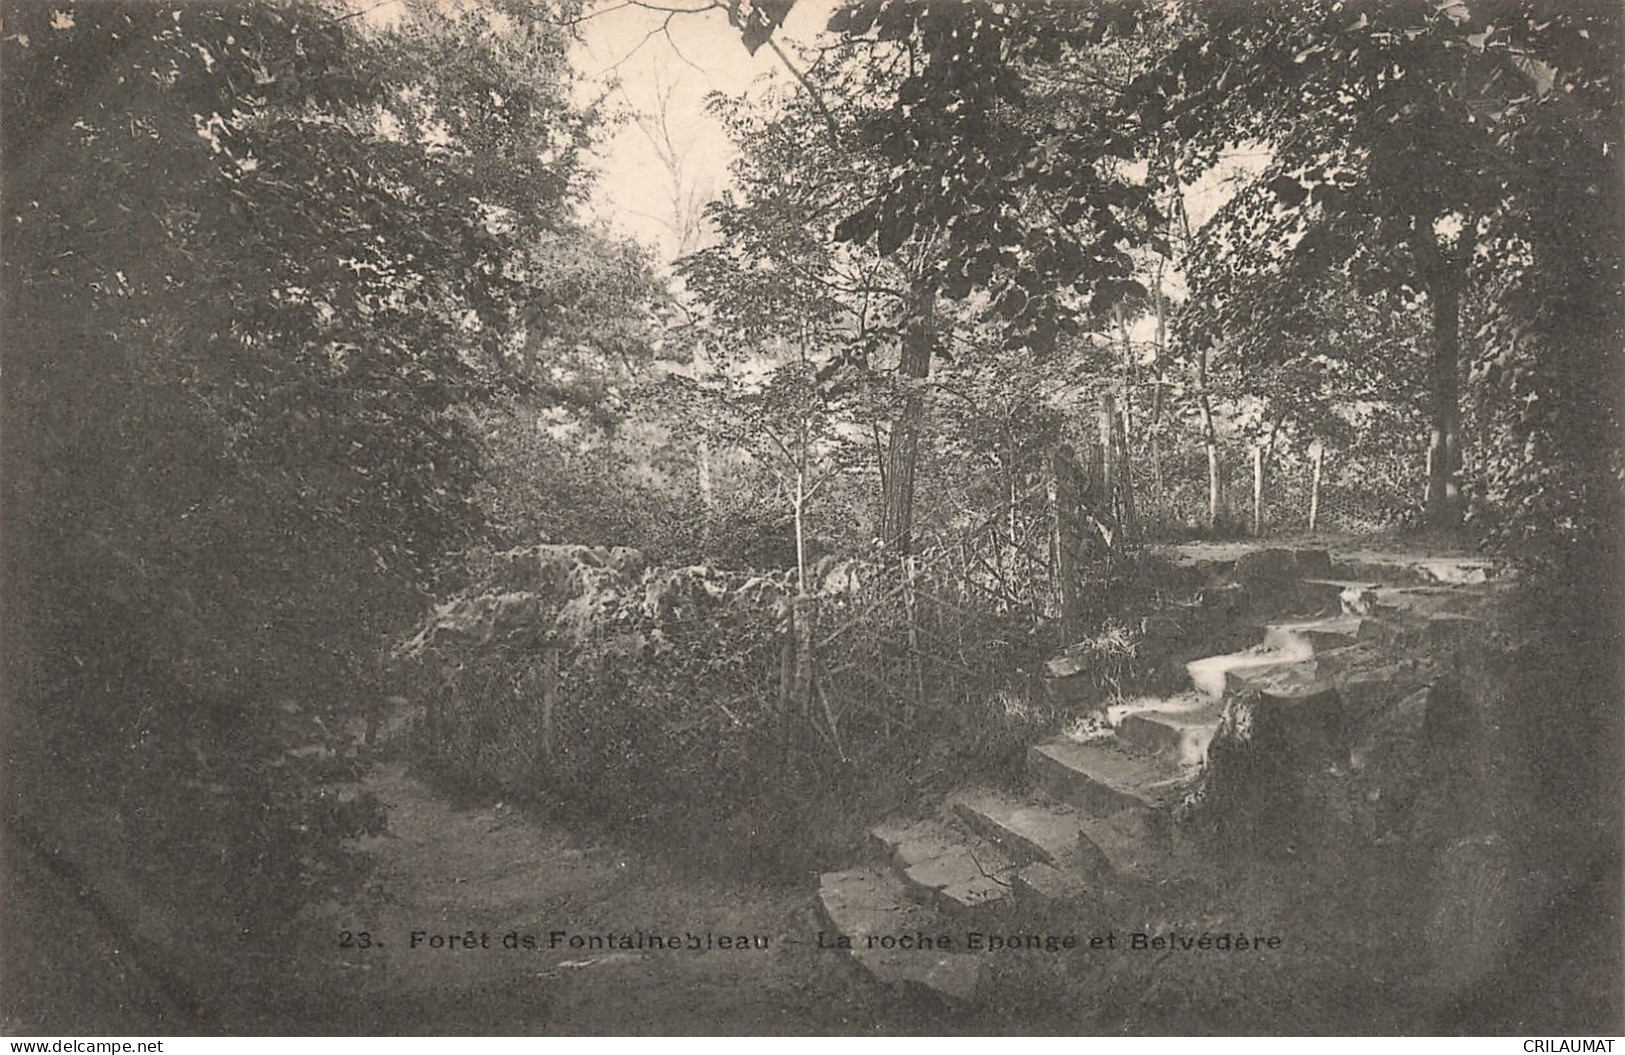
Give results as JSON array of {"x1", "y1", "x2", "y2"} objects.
[
  {"x1": 1406, "y1": 557, "x2": 1495, "y2": 585},
  {"x1": 1162, "y1": 542, "x2": 1328, "y2": 572},
  {"x1": 1233, "y1": 547, "x2": 1300, "y2": 587},
  {"x1": 1186, "y1": 643, "x2": 1316, "y2": 700},
  {"x1": 1220, "y1": 657, "x2": 1322, "y2": 699},
  {"x1": 1369, "y1": 585, "x2": 1491, "y2": 619},
  {"x1": 948, "y1": 788, "x2": 1102, "y2": 872},
  {"x1": 869, "y1": 817, "x2": 1015, "y2": 915},
  {"x1": 1011, "y1": 861, "x2": 1098, "y2": 911},
  {"x1": 1115, "y1": 698, "x2": 1225, "y2": 766},
  {"x1": 1026, "y1": 738, "x2": 1186, "y2": 815},
  {"x1": 1072, "y1": 804, "x2": 1178, "y2": 881},
  {"x1": 1261, "y1": 614, "x2": 1365, "y2": 653},
  {"x1": 1329, "y1": 550, "x2": 1499, "y2": 587},
  {"x1": 816, "y1": 869, "x2": 982, "y2": 1003},
  {"x1": 1427, "y1": 611, "x2": 1494, "y2": 647},
  {"x1": 1298, "y1": 578, "x2": 1384, "y2": 614}
]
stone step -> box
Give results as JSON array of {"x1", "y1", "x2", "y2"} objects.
[
  {"x1": 1026, "y1": 737, "x2": 1188, "y2": 816},
  {"x1": 1368, "y1": 584, "x2": 1493, "y2": 619},
  {"x1": 1299, "y1": 578, "x2": 1386, "y2": 615},
  {"x1": 948, "y1": 787, "x2": 1102, "y2": 871},
  {"x1": 1114, "y1": 695, "x2": 1225, "y2": 766},
  {"x1": 1130, "y1": 614, "x2": 1368, "y2": 764},
  {"x1": 1300, "y1": 578, "x2": 1488, "y2": 622},
  {"x1": 1185, "y1": 643, "x2": 1316, "y2": 701},
  {"x1": 868, "y1": 816, "x2": 1015, "y2": 918},
  {"x1": 1426, "y1": 610, "x2": 1494, "y2": 648},
  {"x1": 1332, "y1": 552, "x2": 1497, "y2": 586},
  {"x1": 1259, "y1": 613, "x2": 1367, "y2": 653},
  {"x1": 1329, "y1": 558, "x2": 1433, "y2": 584},
  {"x1": 1407, "y1": 556, "x2": 1496, "y2": 585},
  {"x1": 1215, "y1": 655, "x2": 1322, "y2": 700},
  {"x1": 815, "y1": 868, "x2": 982, "y2": 1003},
  {"x1": 950, "y1": 784, "x2": 1182, "y2": 884},
  {"x1": 1208, "y1": 672, "x2": 1346, "y2": 766},
  {"x1": 1009, "y1": 861, "x2": 1100, "y2": 915}
]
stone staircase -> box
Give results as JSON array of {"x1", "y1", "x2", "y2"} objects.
[{"x1": 814, "y1": 544, "x2": 1503, "y2": 1004}]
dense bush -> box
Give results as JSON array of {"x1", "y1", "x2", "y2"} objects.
[
  {"x1": 396, "y1": 539, "x2": 1132, "y2": 871},
  {"x1": 0, "y1": 0, "x2": 638, "y2": 942}
]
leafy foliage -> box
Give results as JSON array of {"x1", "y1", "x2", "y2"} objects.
[
  {"x1": 1, "y1": 0, "x2": 628, "y2": 937},
  {"x1": 1125, "y1": 0, "x2": 1624, "y2": 535},
  {"x1": 822, "y1": 0, "x2": 1160, "y2": 352}
]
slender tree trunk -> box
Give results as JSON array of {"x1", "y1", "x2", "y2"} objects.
[
  {"x1": 880, "y1": 278, "x2": 935, "y2": 555},
  {"x1": 1149, "y1": 280, "x2": 1167, "y2": 505},
  {"x1": 1196, "y1": 343, "x2": 1222, "y2": 531},
  {"x1": 1049, "y1": 444, "x2": 1084, "y2": 642},
  {"x1": 1113, "y1": 404, "x2": 1138, "y2": 540},
  {"x1": 1309, "y1": 445, "x2": 1324, "y2": 532},
  {"x1": 777, "y1": 601, "x2": 794, "y2": 768},
  {"x1": 1252, "y1": 445, "x2": 1264, "y2": 536},
  {"x1": 1426, "y1": 276, "x2": 1464, "y2": 531},
  {"x1": 793, "y1": 468, "x2": 808, "y2": 595},
  {"x1": 1115, "y1": 307, "x2": 1136, "y2": 439},
  {"x1": 1098, "y1": 391, "x2": 1116, "y2": 521}
]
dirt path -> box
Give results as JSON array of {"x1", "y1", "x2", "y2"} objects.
[{"x1": 279, "y1": 763, "x2": 914, "y2": 1035}]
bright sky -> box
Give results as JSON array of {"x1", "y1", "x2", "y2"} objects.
[
  {"x1": 572, "y1": 1, "x2": 836, "y2": 261},
  {"x1": 355, "y1": 0, "x2": 1265, "y2": 312}
]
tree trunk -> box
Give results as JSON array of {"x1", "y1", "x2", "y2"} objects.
[
  {"x1": 1309, "y1": 445, "x2": 1324, "y2": 532},
  {"x1": 1196, "y1": 343, "x2": 1222, "y2": 531},
  {"x1": 1049, "y1": 444, "x2": 1084, "y2": 642},
  {"x1": 1098, "y1": 391, "x2": 1116, "y2": 520},
  {"x1": 880, "y1": 278, "x2": 935, "y2": 555},
  {"x1": 1113, "y1": 403, "x2": 1139, "y2": 540},
  {"x1": 793, "y1": 469, "x2": 808, "y2": 595},
  {"x1": 1426, "y1": 277, "x2": 1464, "y2": 531},
  {"x1": 1149, "y1": 280, "x2": 1167, "y2": 505},
  {"x1": 1252, "y1": 445, "x2": 1264, "y2": 536}
]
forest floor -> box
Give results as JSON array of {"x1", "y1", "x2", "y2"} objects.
[
  {"x1": 9, "y1": 740, "x2": 1615, "y2": 1037},
  {"x1": 4, "y1": 761, "x2": 962, "y2": 1036},
  {"x1": 5, "y1": 536, "x2": 1616, "y2": 1036},
  {"x1": 287, "y1": 761, "x2": 889, "y2": 1035}
]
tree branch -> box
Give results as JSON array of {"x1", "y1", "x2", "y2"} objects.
[{"x1": 763, "y1": 36, "x2": 842, "y2": 150}]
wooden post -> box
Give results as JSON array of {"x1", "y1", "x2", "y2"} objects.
[
  {"x1": 1050, "y1": 444, "x2": 1083, "y2": 643},
  {"x1": 1252, "y1": 445, "x2": 1264, "y2": 536},
  {"x1": 1308, "y1": 445, "x2": 1324, "y2": 533},
  {"x1": 1114, "y1": 406, "x2": 1139, "y2": 540}
]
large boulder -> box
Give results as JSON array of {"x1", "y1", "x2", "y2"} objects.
[
  {"x1": 1347, "y1": 686, "x2": 1430, "y2": 841},
  {"x1": 554, "y1": 565, "x2": 630, "y2": 644},
  {"x1": 1233, "y1": 547, "x2": 1298, "y2": 590},
  {"x1": 1218, "y1": 679, "x2": 1345, "y2": 767},
  {"x1": 1291, "y1": 547, "x2": 1333, "y2": 578},
  {"x1": 1042, "y1": 632, "x2": 1135, "y2": 712},
  {"x1": 396, "y1": 589, "x2": 549, "y2": 655},
  {"x1": 641, "y1": 564, "x2": 730, "y2": 622},
  {"x1": 1195, "y1": 679, "x2": 1344, "y2": 851}
]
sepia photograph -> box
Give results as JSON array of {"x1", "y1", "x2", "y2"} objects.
[{"x1": 1, "y1": 0, "x2": 1621, "y2": 1038}]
